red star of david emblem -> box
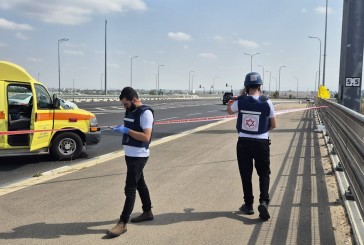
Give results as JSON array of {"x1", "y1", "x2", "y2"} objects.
[{"x1": 245, "y1": 118, "x2": 255, "y2": 128}]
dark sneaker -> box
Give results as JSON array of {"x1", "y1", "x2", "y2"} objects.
[
  {"x1": 130, "y1": 210, "x2": 154, "y2": 223},
  {"x1": 258, "y1": 202, "x2": 270, "y2": 220},
  {"x1": 239, "y1": 204, "x2": 254, "y2": 215},
  {"x1": 107, "y1": 221, "x2": 127, "y2": 237}
]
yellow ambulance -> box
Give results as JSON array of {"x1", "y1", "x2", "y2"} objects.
[{"x1": 0, "y1": 61, "x2": 101, "y2": 160}]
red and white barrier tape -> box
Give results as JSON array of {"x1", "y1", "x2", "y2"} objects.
[{"x1": 0, "y1": 106, "x2": 327, "y2": 136}]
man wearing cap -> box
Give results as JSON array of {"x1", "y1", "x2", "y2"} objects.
[{"x1": 227, "y1": 72, "x2": 276, "y2": 220}]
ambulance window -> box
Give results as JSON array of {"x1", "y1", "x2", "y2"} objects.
[
  {"x1": 34, "y1": 84, "x2": 52, "y2": 109},
  {"x1": 7, "y1": 84, "x2": 32, "y2": 106}
]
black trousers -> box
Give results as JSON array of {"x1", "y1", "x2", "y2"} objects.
[
  {"x1": 236, "y1": 137, "x2": 271, "y2": 206},
  {"x1": 120, "y1": 156, "x2": 152, "y2": 223}
]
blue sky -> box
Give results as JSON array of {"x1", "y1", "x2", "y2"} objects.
[{"x1": 0, "y1": 0, "x2": 346, "y2": 93}]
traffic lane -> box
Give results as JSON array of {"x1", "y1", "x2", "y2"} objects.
[
  {"x1": 0, "y1": 101, "x2": 228, "y2": 186},
  {"x1": 81, "y1": 100, "x2": 228, "y2": 157}
]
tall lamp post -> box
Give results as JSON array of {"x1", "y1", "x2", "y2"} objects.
[
  {"x1": 308, "y1": 36, "x2": 322, "y2": 89},
  {"x1": 191, "y1": 73, "x2": 195, "y2": 93},
  {"x1": 130, "y1": 56, "x2": 138, "y2": 87},
  {"x1": 189, "y1": 70, "x2": 194, "y2": 93},
  {"x1": 294, "y1": 77, "x2": 299, "y2": 98},
  {"x1": 258, "y1": 65, "x2": 265, "y2": 92},
  {"x1": 58, "y1": 38, "x2": 69, "y2": 94},
  {"x1": 265, "y1": 70, "x2": 272, "y2": 95},
  {"x1": 157, "y1": 64, "x2": 164, "y2": 91},
  {"x1": 278, "y1": 65, "x2": 286, "y2": 96},
  {"x1": 212, "y1": 76, "x2": 217, "y2": 94},
  {"x1": 244, "y1": 52, "x2": 260, "y2": 72}
]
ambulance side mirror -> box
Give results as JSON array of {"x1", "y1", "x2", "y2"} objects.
[{"x1": 52, "y1": 94, "x2": 61, "y2": 109}]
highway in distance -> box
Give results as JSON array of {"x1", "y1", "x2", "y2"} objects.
[{"x1": 0, "y1": 98, "x2": 230, "y2": 186}]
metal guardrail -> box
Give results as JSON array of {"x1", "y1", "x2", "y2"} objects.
[
  {"x1": 317, "y1": 98, "x2": 364, "y2": 219},
  {"x1": 58, "y1": 94, "x2": 198, "y2": 102},
  {"x1": 57, "y1": 94, "x2": 222, "y2": 102}
]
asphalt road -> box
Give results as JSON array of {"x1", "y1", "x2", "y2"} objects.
[
  {"x1": 0, "y1": 99, "x2": 229, "y2": 187},
  {"x1": 0, "y1": 102, "x2": 342, "y2": 244}
]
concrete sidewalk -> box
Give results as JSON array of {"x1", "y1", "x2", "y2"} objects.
[{"x1": 0, "y1": 103, "x2": 351, "y2": 245}]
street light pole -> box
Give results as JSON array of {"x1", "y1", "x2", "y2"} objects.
[
  {"x1": 212, "y1": 76, "x2": 217, "y2": 93},
  {"x1": 265, "y1": 70, "x2": 272, "y2": 95},
  {"x1": 294, "y1": 77, "x2": 299, "y2": 98},
  {"x1": 278, "y1": 65, "x2": 286, "y2": 96},
  {"x1": 191, "y1": 73, "x2": 195, "y2": 93},
  {"x1": 258, "y1": 65, "x2": 265, "y2": 92},
  {"x1": 130, "y1": 56, "x2": 138, "y2": 87},
  {"x1": 58, "y1": 38, "x2": 69, "y2": 94},
  {"x1": 157, "y1": 64, "x2": 164, "y2": 91},
  {"x1": 189, "y1": 70, "x2": 194, "y2": 93},
  {"x1": 244, "y1": 52, "x2": 260, "y2": 72},
  {"x1": 308, "y1": 36, "x2": 322, "y2": 89}
]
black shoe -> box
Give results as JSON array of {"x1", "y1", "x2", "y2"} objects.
[
  {"x1": 258, "y1": 202, "x2": 270, "y2": 220},
  {"x1": 239, "y1": 204, "x2": 254, "y2": 215},
  {"x1": 130, "y1": 211, "x2": 154, "y2": 223}
]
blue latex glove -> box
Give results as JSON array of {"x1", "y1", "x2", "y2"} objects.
[{"x1": 112, "y1": 125, "x2": 130, "y2": 134}]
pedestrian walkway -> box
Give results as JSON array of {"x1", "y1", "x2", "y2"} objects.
[{"x1": 0, "y1": 103, "x2": 352, "y2": 244}]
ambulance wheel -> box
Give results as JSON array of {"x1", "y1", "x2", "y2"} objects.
[{"x1": 50, "y1": 132, "x2": 83, "y2": 160}]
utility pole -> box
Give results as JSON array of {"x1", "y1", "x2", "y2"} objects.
[{"x1": 104, "y1": 19, "x2": 107, "y2": 95}]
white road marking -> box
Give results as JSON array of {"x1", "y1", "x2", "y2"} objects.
[
  {"x1": 0, "y1": 118, "x2": 234, "y2": 197},
  {"x1": 187, "y1": 113, "x2": 202, "y2": 116},
  {"x1": 156, "y1": 117, "x2": 179, "y2": 121}
]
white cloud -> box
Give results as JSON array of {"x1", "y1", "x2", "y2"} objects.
[
  {"x1": 64, "y1": 50, "x2": 85, "y2": 56},
  {"x1": 236, "y1": 39, "x2": 259, "y2": 49},
  {"x1": 16, "y1": 32, "x2": 28, "y2": 40},
  {"x1": 167, "y1": 32, "x2": 192, "y2": 41},
  {"x1": 301, "y1": 8, "x2": 307, "y2": 13},
  {"x1": 183, "y1": 45, "x2": 189, "y2": 49},
  {"x1": 0, "y1": 0, "x2": 148, "y2": 26},
  {"x1": 0, "y1": 41, "x2": 7, "y2": 47},
  {"x1": 199, "y1": 53, "x2": 217, "y2": 59},
  {"x1": 315, "y1": 6, "x2": 334, "y2": 14},
  {"x1": 0, "y1": 18, "x2": 34, "y2": 30}
]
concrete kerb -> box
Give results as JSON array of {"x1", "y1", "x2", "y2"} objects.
[
  {"x1": 0, "y1": 117, "x2": 235, "y2": 198},
  {"x1": 316, "y1": 110, "x2": 364, "y2": 245}
]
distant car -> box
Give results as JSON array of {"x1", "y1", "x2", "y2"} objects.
[
  {"x1": 8, "y1": 93, "x2": 32, "y2": 105},
  {"x1": 222, "y1": 92, "x2": 233, "y2": 105},
  {"x1": 305, "y1": 98, "x2": 314, "y2": 102},
  {"x1": 60, "y1": 99, "x2": 78, "y2": 109}
]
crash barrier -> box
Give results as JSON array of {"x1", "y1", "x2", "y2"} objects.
[
  {"x1": 58, "y1": 94, "x2": 221, "y2": 102},
  {"x1": 317, "y1": 99, "x2": 364, "y2": 222}
]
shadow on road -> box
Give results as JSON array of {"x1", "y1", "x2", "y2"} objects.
[{"x1": 0, "y1": 220, "x2": 116, "y2": 240}]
